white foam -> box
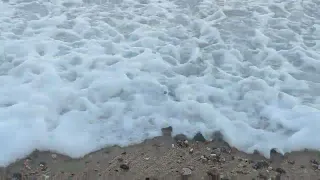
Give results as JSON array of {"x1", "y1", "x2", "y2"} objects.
[{"x1": 0, "y1": 0, "x2": 320, "y2": 166}]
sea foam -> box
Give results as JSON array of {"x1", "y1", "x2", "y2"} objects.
[{"x1": 0, "y1": 0, "x2": 319, "y2": 166}]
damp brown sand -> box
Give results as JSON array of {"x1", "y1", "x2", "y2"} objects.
[{"x1": 1, "y1": 131, "x2": 320, "y2": 180}]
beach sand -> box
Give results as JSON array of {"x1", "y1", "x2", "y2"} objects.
[{"x1": 2, "y1": 129, "x2": 320, "y2": 180}]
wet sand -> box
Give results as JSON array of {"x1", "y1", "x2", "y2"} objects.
[{"x1": 2, "y1": 129, "x2": 320, "y2": 180}]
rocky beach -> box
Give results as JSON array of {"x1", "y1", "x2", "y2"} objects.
[{"x1": 2, "y1": 128, "x2": 320, "y2": 180}]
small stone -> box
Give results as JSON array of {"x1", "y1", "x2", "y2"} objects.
[
  {"x1": 310, "y1": 159, "x2": 319, "y2": 165},
  {"x1": 211, "y1": 131, "x2": 224, "y2": 142},
  {"x1": 275, "y1": 174, "x2": 281, "y2": 180},
  {"x1": 253, "y1": 150, "x2": 260, "y2": 154},
  {"x1": 212, "y1": 148, "x2": 222, "y2": 156},
  {"x1": 268, "y1": 166, "x2": 273, "y2": 171},
  {"x1": 300, "y1": 165, "x2": 305, "y2": 168},
  {"x1": 120, "y1": 164, "x2": 129, "y2": 170},
  {"x1": 287, "y1": 160, "x2": 295, "y2": 165},
  {"x1": 117, "y1": 157, "x2": 124, "y2": 162},
  {"x1": 39, "y1": 162, "x2": 47, "y2": 171},
  {"x1": 172, "y1": 144, "x2": 175, "y2": 148},
  {"x1": 189, "y1": 148, "x2": 194, "y2": 154},
  {"x1": 12, "y1": 173, "x2": 22, "y2": 180},
  {"x1": 193, "y1": 132, "x2": 206, "y2": 142},
  {"x1": 181, "y1": 167, "x2": 192, "y2": 176},
  {"x1": 51, "y1": 154, "x2": 57, "y2": 159},
  {"x1": 200, "y1": 155, "x2": 208, "y2": 163},
  {"x1": 275, "y1": 167, "x2": 286, "y2": 174},
  {"x1": 145, "y1": 157, "x2": 150, "y2": 160},
  {"x1": 174, "y1": 134, "x2": 188, "y2": 141},
  {"x1": 182, "y1": 140, "x2": 189, "y2": 147},
  {"x1": 207, "y1": 169, "x2": 220, "y2": 180},
  {"x1": 258, "y1": 172, "x2": 268, "y2": 179},
  {"x1": 220, "y1": 157, "x2": 226, "y2": 162},
  {"x1": 311, "y1": 163, "x2": 318, "y2": 169},
  {"x1": 161, "y1": 126, "x2": 172, "y2": 136},
  {"x1": 206, "y1": 147, "x2": 211, "y2": 151},
  {"x1": 177, "y1": 140, "x2": 188, "y2": 148},
  {"x1": 210, "y1": 154, "x2": 217, "y2": 157},
  {"x1": 252, "y1": 160, "x2": 269, "y2": 170},
  {"x1": 236, "y1": 170, "x2": 249, "y2": 174}
]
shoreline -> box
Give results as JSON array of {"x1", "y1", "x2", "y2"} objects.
[{"x1": 2, "y1": 129, "x2": 320, "y2": 179}]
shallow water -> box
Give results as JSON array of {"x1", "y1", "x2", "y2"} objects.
[{"x1": 0, "y1": 0, "x2": 319, "y2": 166}]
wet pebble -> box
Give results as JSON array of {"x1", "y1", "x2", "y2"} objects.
[
  {"x1": 120, "y1": 164, "x2": 129, "y2": 170},
  {"x1": 51, "y1": 154, "x2": 57, "y2": 159},
  {"x1": 181, "y1": 167, "x2": 192, "y2": 175},
  {"x1": 161, "y1": 126, "x2": 172, "y2": 136},
  {"x1": 207, "y1": 168, "x2": 220, "y2": 179},
  {"x1": 287, "y1": 160, "x2": 295, "y2": 164},
  {"x1": 258, "y1": 172, "x2": 268, "y2": 179},
  {"x1": 177, "y1": 140, "x2": 189, "y2": 148},
  {"x1": 200, "y1": 155, "x2": 208, "y2": 163},
  {"x1": 252, "y1": 160, "x2": 269, "y2": 170},
  {"x1": 12, "y1": 172, "x2": 22, "y2": 180},
  {"x1": 211, "y1": 148, "x2": 222, "y2": 156},
  {"x1": 39, "y1": 162, "x2": 47, "y2": 171},
  {"x1": 174, "y1": 134, "x2": 187, "y2": 141},
  {"x1": 193, "y1": 132, "x2": 206, "y2": 142},
  {"x1": 310, "y1": 159, "x2": 319, "y2": 165},
  {"x1": 275, "y1": 167, "x2": 286, "y2": 174}
]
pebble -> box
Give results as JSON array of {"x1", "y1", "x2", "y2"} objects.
[
  {"x1": 181, "y1": 167, "x2": 192, "y2": 176},
  {"x1": 210, "y1": 153, "x2": 217, "y2": 157},
  {"x1": 161, "y1": 126, "x2": 172, "y2": 136},
  {"x1": 310, "y1": 159, "x2": 319, "y2": 165},
  {"x1": 287, "y1": 160, "x2": 295, "y2": 164},
  {"x1": 207, "y1": 169, "x2": 220, "y2": 179},
  {"x1": 200, "y1": 155, "x2": 208, "y2": 163},
  {"x1": 268, "y1": 166, "x2": 273, "y2": 171},
  {"x1": 193, "y1": 132, "x2": 206, "y2": 142},
  {"x1": 174, "y1": 134, "x2": 188, "y2": 141},
  {"x1": 212, "y1": 131, "x2": 224, "y2": 142},
  {"x1": 252, "y1": 160, "x2": 269, "y2": 170},
  {"x1": 275, "y1": 167, "x2": 286, "y2": 174},
  {"x1": 258, "y1": 172, "x2": 268, "y2": 179},
  {"x1": 189, "y1": 148, "x2": 194, "y2": 154},
  {"x1": 39, "y1": 162, "x2": 47, "y2": 171},
  {"x1": 120, "y1": 164, "x2": 130, "y2": 170},
  {"x1": 51, "y1": 154, "x2": 57, "y2": 159},
  {"x1": 12, "y1": 173, "x2": 22, "y2": 180},
  {"x1": 177, "y1": 140, "x2": 189, "y2": 148},
  {"x1": 212, "y1": 148, "x2": 222, "y2": 156},
  {"x1": 311, "y1": 163, "x2": 320, "y2": 170},
  {"x1": 184, "y1": 140, "x2": 189, "y2": 145}
]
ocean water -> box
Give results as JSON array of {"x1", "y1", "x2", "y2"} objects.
[{"x1": 0, "y1": 0, "x2": 320, "y2": 166}]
